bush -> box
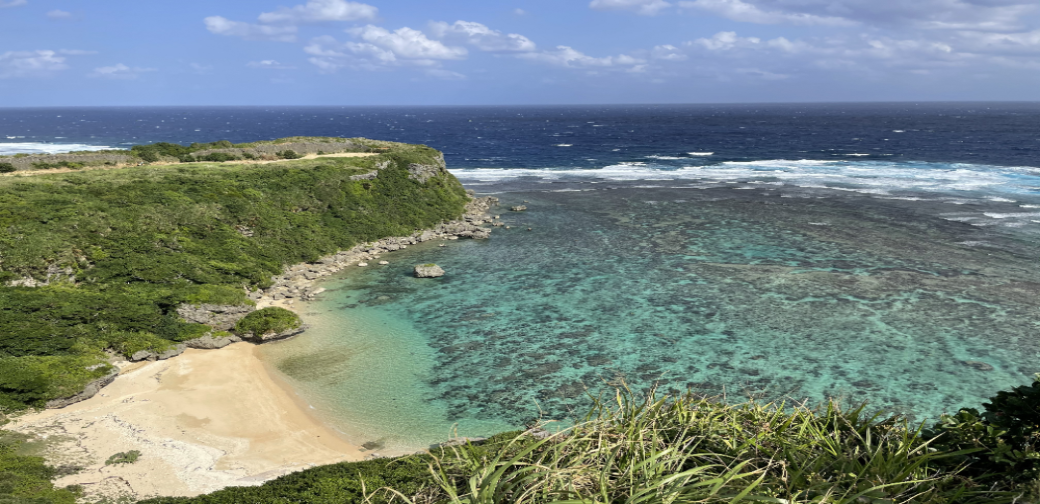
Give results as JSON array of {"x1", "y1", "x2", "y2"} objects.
[
  {"x1": 276, "y1": 150, "x2": 302, "y2": 159},
  {"x1": 241, "y1": 152, "x2": 257, "y2": 160},
  {"x1": 234, "y1": 307, "x2": 301, "y2": 339},
  {"x1": 0, "y1": 162, "x2": 15, "y2": 173},
  {"x1": 930, "y1": 375, "x2": 1040, "y2": 485},
  {"x1": 200, "y1": 152, "x2": 239, "y2": 163},
  {"x1": 105, "y1": 450, "x2": 141, "y2": 465}
]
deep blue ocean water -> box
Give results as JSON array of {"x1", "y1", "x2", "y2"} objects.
[{"x1": 3, "y1": 104, "x2": 1039, "y2": 453}]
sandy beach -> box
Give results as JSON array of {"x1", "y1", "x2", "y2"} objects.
[{"x1": 8, "y1": 343, "x2": 364, "y2": 501}]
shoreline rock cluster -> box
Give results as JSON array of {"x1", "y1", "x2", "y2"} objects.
[{"x1": 250, "y1": 195, "x2": 497, "y2": 304}]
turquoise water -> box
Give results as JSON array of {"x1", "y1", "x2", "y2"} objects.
[{"x1": 261, "y1": 184, "x2": 1040, "y2": 453}]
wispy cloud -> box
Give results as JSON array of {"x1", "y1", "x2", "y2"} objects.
[
  {"x1": 247, "y1": 60, "x2": 297, "y2": 70},
  {"x1": 258, "y1": 0, "x2": 377, "y2": 24},
  {"x1": 204, "y1": 16, "x2": 298, "y2": 42},
  {"x1": 520, "y1": 46, "x2": 645, "y2": 69},
  {"x1": 429, "y1": 21, "x2": 536, "y2": 52},
  {"x1": 589, "y1": 0, "x2": 672, "y2": 16},
  {"x1": 677, "y1": 0, "x2": 854, "y2": 26},
  {"x1": 89, "y1": 64, "x2": 157, "y2": 80},
  {"x1": 0, "y1": 50, "x2": 69, "y2": 78},
  {"x1": 0, "y1": 0, "x2": 26, "y2": 8},
  {"x1": 46, "y1": 9, "x2": 72, "y2": 19}
]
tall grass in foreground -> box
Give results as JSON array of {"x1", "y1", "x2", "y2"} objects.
[{"x1": 386, "y1": 390, "x2": 1029, "y2": 504}]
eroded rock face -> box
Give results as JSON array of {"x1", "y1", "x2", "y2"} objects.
[
  {"x1": 185, "y1": 333, "x2": 243, "y2": 350},
  {"x1": 414, "y1": 264, "x2": 446, "y2": 278},
  {"x1": 46, "y1": 369, "x2": 119, "y2": 409},
  {"x1": 408, "y1": 163, "x2": 442, "y2": 183},
  {"x1": 176, "y1": 304, "x2": 255, "y2": 331}
]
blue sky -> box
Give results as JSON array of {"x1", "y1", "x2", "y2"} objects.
[{"x1": 1, "y1": 0, "x2": 1039, "y2": 106}]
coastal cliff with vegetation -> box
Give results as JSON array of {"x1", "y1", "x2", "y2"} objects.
[
  {"x1": 0, "y1": 138, "x2": 1036, "y2": 503},
  {"x1": 0, "y1": 138, "x2": 480, "y2": 412}
]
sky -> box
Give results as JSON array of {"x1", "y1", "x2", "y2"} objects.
[{"x1": 1, "y1": 0, "x2": 1040, "y2": 106}]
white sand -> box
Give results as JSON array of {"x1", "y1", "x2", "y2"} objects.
[{"x1": 8, "y1": 343, "x2": 364, "y2": 501}]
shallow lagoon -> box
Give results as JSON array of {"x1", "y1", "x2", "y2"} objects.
[{"x1": 262, "y1": 183, "x2": 1040, "y2": 453}]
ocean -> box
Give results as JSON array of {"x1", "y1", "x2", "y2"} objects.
[{"x1": 3, "y1": 104, "x2": 1039, "y2": 454}]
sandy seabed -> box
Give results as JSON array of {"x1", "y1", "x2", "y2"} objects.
[{"x1": 8, "y1": 343, "x2": 365, "y2": 501}]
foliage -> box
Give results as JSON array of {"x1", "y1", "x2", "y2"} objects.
[
  {"x1": 929, "y1": 375, "x2": 1040, "y2": 487},
  {"x1": 0, "y1": 431, "x2": 81, "y2": 503},
  {"x1": 0, "y1": 163, "x2": 14, "y2": 173},
  {"x1": 29, "y1": 161, "x2": 84, "y2": 170},
  {"x1": 0, "y1": 141, "x2": 470, "y2": 410},
  {"x1": 277, "y1": 150, "x2": 302, "y2": 159},
  {"x1": 0, "y1": 355, "x2": 112, "y2": 409},
  {"x1": 234, "y1": 307, "x2": 301, "y2": 339},
  {"x1": 198, "y1": 153, "x2": 239, "y2": 163},
  {"x1": 137, "y1": 387, "x2": 1040, "y2": 504},
  {"x1": 104, "y1": 450, "x2": 141, "y2": 465}
]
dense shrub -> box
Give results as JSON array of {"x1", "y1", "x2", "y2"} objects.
[
  {"x1": 277, "y1": 149, "x2": 303, "y2": 159},
  {"x1": 0, "y1": 162, "x2": 15, "y2": 173},
  {"x1": 235, "y1": 307, "x2": 301, "y2": 339},
  {"x1": 200, "y1": 152, "x2": 239, "y2": 162},
  {"x1": 930, "y1": 375, "x2": 1040, "y2": 485},
  {"x1": 30, "y1": 161, "x2": 84, "y2": 170}
]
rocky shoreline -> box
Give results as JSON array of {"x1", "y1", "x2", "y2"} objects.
[{"x1": 47, "y1": 194, "x2": 500, "y2": 408}]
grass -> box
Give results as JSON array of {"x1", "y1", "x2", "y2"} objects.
[{"x1": 138, "y1": 383, "x2": 1040, "y2": 504}]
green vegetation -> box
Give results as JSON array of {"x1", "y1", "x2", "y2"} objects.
[
  {"x1": 138, "y1": 380, "x2": 1040, "y2": 504},
  {"x1": 0, "y1": 162, "x2": 15, "y2": 173},
  {"x1": 0, "y1": 431, "x2": 81, "y2": 503},
  {"x1": 234, "y1": 307, "x2": 301, "y2": 339},
  {"x1": 0, "y1": 140, "x2": 469, "y2": 410},
  {"x1": 30, "y1": 161, "x2": 85, "y2": 170},
  {"x1": 276, "y1": 150, "x2": 302, "y2": 159},
  {"x1": 105, "y1": 450, "x2": 141, "y2": 466}
]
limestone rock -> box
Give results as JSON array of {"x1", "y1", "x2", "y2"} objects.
[
  {"x1": 176, "y1": 304, "x2": 255, "y2": 331},
  {"x1": 130, "y1": 344, "x2": 187, "y2": 362},
  {"x1": 414, "y1": 264, "x2": 445, "y2": 278},
  {"x1": 46, "y1": 369, "x2": 119, "y2": 409},
  {"x1": 185, "y1": 333, "x2": 242, "y2": 350}
]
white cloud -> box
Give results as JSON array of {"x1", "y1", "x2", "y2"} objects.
[
  {"x1": 348, "y1": 25, "x2": 467, "y2": 60},
  {"x1": 0, "y1": 0, "x2": 26, "y2": 7},
  {"x1": 520, "y1": 46, "x2": 645, "y2": 69},
  {"x1": 89, "y1": 64, "x2": 157, "y2": 80},
  {"x1": 513, "y1": 8, "x2": 527, "y2": 16},
  {"x1": 0, "y1": 50, "x2": 68, "y2": 78},
  {"x1": 247, "y1": 60, "x2": 297, "y2": 69},
  {"x1": 678, "y1": 0, "x2": 854, "y2": 26},
  {"x1": 651, "y1": 44, "x2": 687, "y2": 60},
  {"x1": 589, "y1": 0, "x2": 673, "y2": 15},
  {"x1": 46, "y1": 9, "x2": 72, "y2": 19},
  {"x1": 204, "y1": 16, "x2": 298, "y2": 42},
  {"x1": 258, "y1": 0, "x2": 377, "y2": 24},
  {"x1": 429, "y1": 21, "x2": 536, "y2": 52}
]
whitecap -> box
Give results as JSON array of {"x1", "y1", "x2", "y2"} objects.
[
  {"x1": 687, "y1": 152, "x2": 714, "y2": 156},
  {"x1": 555, "y1": 144, "x2": 573, "y2": 147},
  {"x1": 0, "y1": 142, "x2": 123, "y2": 155}
]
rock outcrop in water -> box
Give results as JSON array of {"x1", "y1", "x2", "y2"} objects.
[{"x1": 414, "y1": 264, "x2": 446, "y2": 278}]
